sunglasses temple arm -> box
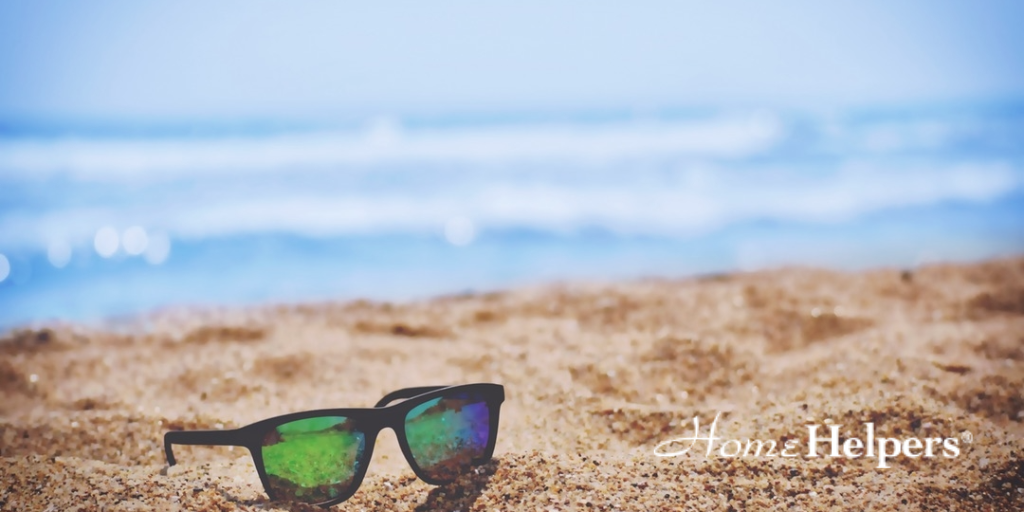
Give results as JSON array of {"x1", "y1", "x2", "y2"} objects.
[
  {"x1": 374, "y1": 385, "x2": 450, "y2": 408},
  {"x1": 163, "y1": 429, "x2": 247, "y2": 466}
]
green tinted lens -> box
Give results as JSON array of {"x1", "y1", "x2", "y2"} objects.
[
  {"x1": 404, "y1": 393, "x2": 490, "y2": 482},
  {"x1": 261, "y1": 416, "x2": 365, "y2": 504}
]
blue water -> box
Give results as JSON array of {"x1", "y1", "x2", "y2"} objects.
[{"x1": 1, "y1": 104, "x2": 1023, "y2": 328}]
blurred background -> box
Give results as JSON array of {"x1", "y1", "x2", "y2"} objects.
[{"x1": 1, "y1": 1, "x2": 1022, "y2": 328}]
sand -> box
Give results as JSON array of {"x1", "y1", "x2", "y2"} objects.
[{"x1": 2, "y1": 257, "x2": 1023, "y2": 511}]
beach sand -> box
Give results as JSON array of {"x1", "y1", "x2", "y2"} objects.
[{"x1": 2, "y1": 257, "x2": 1023, "y2": 511}]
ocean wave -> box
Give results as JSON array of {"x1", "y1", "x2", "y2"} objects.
[
  {"x1": 0, "y1": 159, "x2": 1019, "y2": 252},
  {"x1": 0, "y1": 114, "x2": 784, "y2": 177},
  {"x1": 1, "y1": 109, "x2": 1022, "y2": 254}
]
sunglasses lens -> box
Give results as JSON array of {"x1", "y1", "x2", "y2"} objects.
[
  {"x1": 404, "y1": 392, "x2": 491, "y2": 482},
  {"x1": 260, "y1": 416, "x2": 365, "y2": 504}
]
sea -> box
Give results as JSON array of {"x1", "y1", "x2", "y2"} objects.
[{"x1": 1, "y1": 103, "x2": 1023, "y2": 329}]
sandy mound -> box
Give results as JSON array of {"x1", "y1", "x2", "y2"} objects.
[{"x1": 2, "y1": 257, "x2": 1023, "y2": 510}]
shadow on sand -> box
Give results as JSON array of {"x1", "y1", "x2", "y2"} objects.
[{"x1": 414, "y1": 459, "x2": 500, "y2": 512}]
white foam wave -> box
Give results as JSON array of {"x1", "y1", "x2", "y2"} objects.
[
  {"x1": 0, "y1": 114, "x2": 783, "y2": 178},
  {"x1": 1, "y1": 160, "x2": 1018, "y2": 252}
]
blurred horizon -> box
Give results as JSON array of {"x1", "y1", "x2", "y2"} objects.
[{"x1": 1, "y1": 1, "x2": 1023, "y2": 328}]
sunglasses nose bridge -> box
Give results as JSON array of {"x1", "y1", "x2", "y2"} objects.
[
  {"x1": 364, "y1": 422, "x2": 421, "y2": 476},
  {"x1": 375, "y1": 407, "x2": 411, "y2": 445}
]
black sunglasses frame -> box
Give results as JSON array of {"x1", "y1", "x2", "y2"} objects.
[{"x1": 164, "y1": 383, "x2": 505, "y2": 508}]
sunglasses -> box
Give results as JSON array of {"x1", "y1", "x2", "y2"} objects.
[{"x1": 164, "y1": 383, "x2": 504, "y2": 507}]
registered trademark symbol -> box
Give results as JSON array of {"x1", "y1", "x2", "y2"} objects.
[{"x1": 961, "y1": 431, "x2": 973, "y2": 444}]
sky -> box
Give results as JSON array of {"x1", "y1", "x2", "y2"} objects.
[{"x1": 1, "y1": 1, "x2": 1022, "y2": 127}]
